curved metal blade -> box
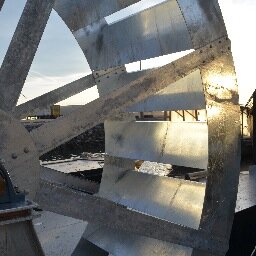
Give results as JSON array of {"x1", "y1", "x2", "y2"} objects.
[
  {"x1": 74, "y1": 0, "x2": 192, "y2": 70},
  {"x1": 83, "y1": 155, "x2": 205, "y2": 255},
  {"x1": 54, "y1": 0, "x2": 141, "y2": 32},
  {"x1": 127, "y1": 69, "x2": 205, "y2": 112},
  {"x1": 105, "y1": 121, "x2": 208, "y2": 169},
  {"x1": 0, "y1": 0, "x2": 55, "y2": 112},
  {"x1": 14, "y1": 74, "x2": 95, "y2": 119}
]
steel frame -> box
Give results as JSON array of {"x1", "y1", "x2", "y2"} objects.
[{"x1": 0, "y1": 0, "x2": 241, "y2": 255}]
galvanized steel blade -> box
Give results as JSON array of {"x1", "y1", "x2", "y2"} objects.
[
  {"x1": 14, "y1": 74, "x2": 95, "y2": 119},
  {"x1": 177, "y1": 0, "x2": 227, "y2": 49},
  {"x1": 54, "y1": 0, "x2": 141, "y2": 32},
  {"x1": 74, "y1": 0, "x2": 192, "y2": 70},
  {"x1": 37, "y1": 180, "x2": 228, "y2": 254},
  {"x1": 0, "y1": 0, "x2": 4, "y2": 11},
  {"x1": 30, "y1": 38, "x2": 231, "y2": 156},
  {"x1": 105, "y1": 121, "x2": 208, "y2": 169},
  {"x1": 86, "y1": 156, "x2": 204, "y2": 255},
  {"x1": 0, "y1": 0, "x2": 55, "y2": 112},
  {"x1": 127, "y1": 69, "x2": 206, "y2": 112}
]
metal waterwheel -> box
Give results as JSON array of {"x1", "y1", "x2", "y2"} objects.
[{"x1": 0, "y1": 0, "x2": 240, "y2": 255}]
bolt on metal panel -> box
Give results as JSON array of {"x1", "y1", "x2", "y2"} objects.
[
  {"x1": 177, "y1": 0, "x2": 227, "y2": 49},
  {"x1": 74, "y1": 0, "x2": 192, "y2": 70},
  {"x1": 96, "y1": 68, "x2": 152, "y2": 97}
]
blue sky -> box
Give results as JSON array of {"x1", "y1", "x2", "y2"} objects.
[{"x1": 0, "y1": 0, "x2": 255, "y2": 105}]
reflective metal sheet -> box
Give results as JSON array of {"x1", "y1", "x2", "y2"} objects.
[
  {"x1": 177, "y1": 0, "x2": 227, "y2": 49},
  {"x1": 105, "y1": 121, "x2": 208, "y2": 169},
  {"x1": 74, "y1": 0, "x2": 192, "y2": 70},
  {"x1": 82, "y1": 158, "x2": 205, "y2": 256},
  {"x1": 127, "y1": 69, "x2": 205, "y2": 112},
  {"x1": 54, "y1": 0, "x2": 140, "y2": 32}
]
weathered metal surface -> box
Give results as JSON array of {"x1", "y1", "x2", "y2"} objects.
[
  {"x1": 54, "y1": 0, "x2": 140, "y2": 32},
  {"x1": 30, "y1": 38, "x2": 230, "y2": 156},
  {"x1": 97, "y1": 67, "x2": 206, "y2": 112},
  {"x1": 100, "y1": 158, "x2": 205, "y2": 228},
  {"x1": 105, "y1": 121, "x2": 208, "y2": 169},
  {"x1": 127, "y1": 69, "x2": 205, "y2": 112},
  {"x1": 192, "y1": 52, "x2": 241, "y2": 256},
  {"x1": 14, "y1": 74, "x2": 95, "y2": 119},
  {"x1": 74, "y1": 0, "x2": 192, "y2": 70},
  {"x1": 0, "y1": 220, "x2": 44, "y2": 256},
  {"x1": 0, "y1": 0, "x2": 55, "y2": 112},
  {"x1": 37, "y1": 180, "x2": 228, "y2": 254},
  {"x1": 0, "y1": 1, "x2": 243, "y2": 254},
  {"x1": 0, "y1": 110, "x2": 40, "y2": 200},
  {"x1": 177, "y1": 0, "x2": 227, "y2": 49},
  {"x1": 40, "y1": 166, "x2": 99, "y2": 194},
  {"x1": 81, "y1": 155, "x2": 205, "y2": 255}
]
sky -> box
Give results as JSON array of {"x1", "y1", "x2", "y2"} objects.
[{"x1": 0, "y1": 0, "x2": 255, "y2": 106}]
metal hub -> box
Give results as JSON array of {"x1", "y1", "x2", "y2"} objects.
[{"x1": 0, "y1": 110, "x2": 40, "y2": 200}]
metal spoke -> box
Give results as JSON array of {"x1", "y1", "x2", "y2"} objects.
[
  {"x1": 0, "y1": 0, "x2": 55, "y2": 112},
  {"x1": 14, "y1": 74, "x2": 95, "y2": 119},
  {"x1": 30, "y1": 37, "x2": 231, "y2": 156},
  {"x1": 37, "y1": 180, "x2": 228, "y2": 254}
]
